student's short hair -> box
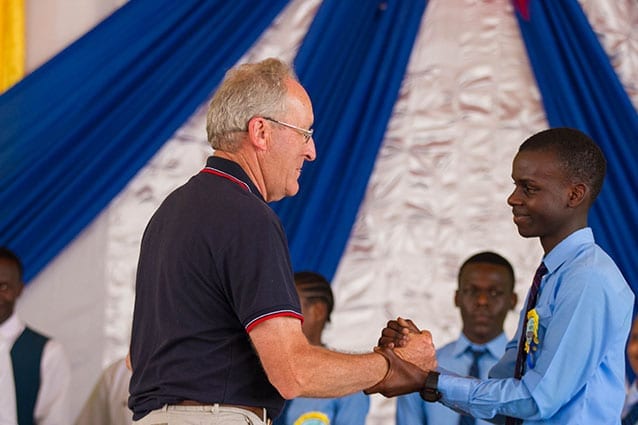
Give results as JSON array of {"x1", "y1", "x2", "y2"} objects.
[
  {"x1": 294, "y1": 271, "x2": 334, "y2": 322},
  {"x1": 0, "y1": 247, "x2": 24, "y2": 281},
  {"x1": 519, "y1": 127, "x2": 607, "y2": 202},
  {"x1": 458, "y1": 251, "x2": 515, "y2": 291}
]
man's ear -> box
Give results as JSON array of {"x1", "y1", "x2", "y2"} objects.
[
  {"x1": 247, "y1": 116, "x2": 269, "y2": 151},
  {"x1": 454, "y1": 290, "x2": 461, "y2": 308}
]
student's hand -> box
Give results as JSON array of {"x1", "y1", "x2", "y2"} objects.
[
  {"x1": 378, "y1": 317, "x2": 422, "y2": 348},
  {"x1": 364, "y1": 346, "x2": 429, "y2": 397}
]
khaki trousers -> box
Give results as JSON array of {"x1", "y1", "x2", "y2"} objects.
[{"x1": 133, "y1": 403, "x2": 271, "y2": 425}]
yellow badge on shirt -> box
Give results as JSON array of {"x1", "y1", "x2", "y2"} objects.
[
  {"x1": 524, "y1": 308, "x2": 541, "y2": 369},
  {"x1": 525, "y1": 308, "x2": 540, "y2": 353},
  {"x1": 293, "y1": 411, "x2": 330, "y2": 425}
]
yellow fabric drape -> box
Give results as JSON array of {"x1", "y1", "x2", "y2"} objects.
[{"x1": 0, "y1": 0, "x2": 25, "y2": 93}]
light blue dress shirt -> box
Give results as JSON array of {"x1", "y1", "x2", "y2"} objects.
[
  {"x1": 438, "y1": 228, "x2": 634, "y2": 424},
  {"x1": 396, "y1": 333, "x2": 507, "y2": 425},
  {"x1": 273, "y1": 391, "x2": 369, "y2": 425}
]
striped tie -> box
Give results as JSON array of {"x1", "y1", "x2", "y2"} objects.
[{"x1": 505, "y1": 263, "x2": 547, "y2": 425}]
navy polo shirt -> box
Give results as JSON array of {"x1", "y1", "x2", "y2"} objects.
[{"x1": 129, "y1": 156, "x2": 302, "y2": 420}]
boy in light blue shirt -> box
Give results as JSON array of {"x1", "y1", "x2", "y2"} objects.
[{"x1": 376, "y1": 128, "x2": 634, "y2": 424}]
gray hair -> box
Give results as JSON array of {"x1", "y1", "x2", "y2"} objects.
[{"x1": 206, "y1": 58, "x2": 298, "y2": 151}]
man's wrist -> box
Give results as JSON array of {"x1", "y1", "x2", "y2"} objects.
[
  {"x1": 420, "y1": 371, "x2": 441, "y2": 402},
  {"x1": 375, "y1": 348, "x2": 391, "y2": 381}
]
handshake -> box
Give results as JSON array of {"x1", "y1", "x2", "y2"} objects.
[{"x1": 365, "y1": 317, "x2": 438, "y2": 399}]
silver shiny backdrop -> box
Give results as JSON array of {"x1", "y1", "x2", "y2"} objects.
[{"x1": 17, "y1": 0, "x2": 637, "y2": 422}]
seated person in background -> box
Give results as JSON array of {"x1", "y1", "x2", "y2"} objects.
[
  {"x1": 274, "y1": 271, "x2": 370, "y2": 425},
  {"x1": 396, "y1": 251, "x2": 517, "y2": 425},
  {"x1": 75, "y1": 356, "x2": 133, "y2": 425},
  {"x1": 0, "y1": 246, "x2": 71, "y2": 425},
  {"x1": 622, "y1": 316, "x2": 638, "y2": 425}
]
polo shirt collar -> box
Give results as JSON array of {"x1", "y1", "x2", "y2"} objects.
[{"x1": 205, "y1": 156, "x2": 264, "y2": 202}]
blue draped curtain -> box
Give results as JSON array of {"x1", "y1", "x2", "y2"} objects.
[
  {"x1": 0, "y1": 0, "x2": 290, "y2": 282},
  {"x1": 272, "y1": 0, "x2": 428, "y2": 281},
  {"x1": 515, "y1": 0, "x2": 638, "y2": 302},
  {"x1": 4, "y1": 0, "x2": 634, "y2": 293}
]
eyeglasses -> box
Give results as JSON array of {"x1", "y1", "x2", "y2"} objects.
[{"x1": 263, "y1": 116, "x2": 314, "y2": 144}]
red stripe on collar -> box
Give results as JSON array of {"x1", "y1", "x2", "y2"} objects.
[{"x1": 200, "y1": 167, "x2": 250, "y2": 192}]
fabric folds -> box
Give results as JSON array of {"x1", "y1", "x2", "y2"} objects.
[
  {"x1": 272, "y1": 0, "x2": 429, "y2": 280},
  {"x1": 0, "y1": 0, "x2": 290, "y2": 281}
]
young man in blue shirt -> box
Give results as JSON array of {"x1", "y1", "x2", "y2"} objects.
[{"x1": 375, "y1": 128, "x2": 634, "y2": 424}]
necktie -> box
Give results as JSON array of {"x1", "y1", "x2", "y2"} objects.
[
  {"x1": 458, "y1": 348, "x2": 485, "y2": 425},
  {"x1": 505, "y1": 262, "x2": 548, "y2": 425},
  {"x1": 623, "y1": 403, "x2": 638, "y2": 425},
  {"x1": 468, "y1": 348, "x2": 484, "y2": 379}
]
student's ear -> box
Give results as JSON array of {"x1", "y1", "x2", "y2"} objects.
[{"x1": 567, "y1": 182, "x2": 587, "y2": 208}]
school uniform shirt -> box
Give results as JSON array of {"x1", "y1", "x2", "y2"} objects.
[
  {"x1": 396, "y1": 333, "x2": 507, "y2": 425},
  {"x1": 438, "y1": 228, "x2": 634, "y2": 424},
  {"x1": 0, "y1": 313, "x2": 71, "y2": 425}
]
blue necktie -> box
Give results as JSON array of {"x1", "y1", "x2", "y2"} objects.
[
  {"x1": 458, "y1": 348, "x2": 485, "y2": 425},
  {"x1": 623, "y1": 403, "x2": 638, "y2": 425},
  {"x1": 505, "y1": 263, "x2": 548, "y2": 425}
]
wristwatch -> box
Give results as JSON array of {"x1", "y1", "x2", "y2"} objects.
[{"x1": 420, "y1": 371, "x2": 442, "y2": 402}]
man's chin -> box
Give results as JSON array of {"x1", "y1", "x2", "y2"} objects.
[{"x1": 285, "y1": 183, "x2": 301, "y2": 198}]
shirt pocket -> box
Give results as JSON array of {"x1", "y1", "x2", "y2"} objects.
[{"x1": 533, "y1": 304, "x2": 553, "y2": 345}]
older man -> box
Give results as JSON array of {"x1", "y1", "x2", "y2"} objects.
[{"x1": 128, "y1": 58, "x2": 435, "y2": 425}]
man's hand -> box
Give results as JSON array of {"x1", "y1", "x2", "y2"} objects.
[
  {"x1": 364, "y1": 346, "x2": 429, "y2": 397},
  {"x1": 394, "y1": 328, "x2": 437, "y2": 371},
  {"x1": 378, "y1": 317, "x2": 437, "y2": 371}
]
